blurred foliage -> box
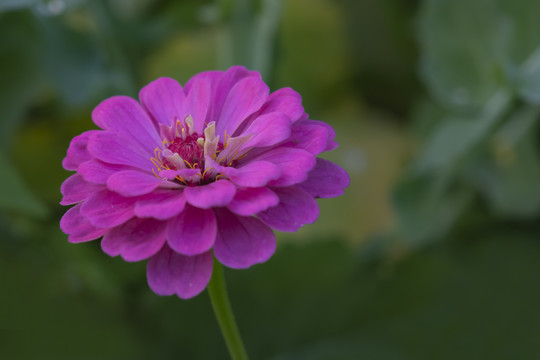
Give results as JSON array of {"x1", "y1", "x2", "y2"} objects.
[
  {"x1": 385, "y1": 0, "x2": 540, "y2": 248},
  {"x1": 2, "y1": 0, "x2": 540, "y2": 359}
]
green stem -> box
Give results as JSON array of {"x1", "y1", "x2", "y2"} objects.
[{"x1": 207, "y1": 261, "x2": 249, "y2": 360}]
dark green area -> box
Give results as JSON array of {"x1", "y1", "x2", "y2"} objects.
[{"x1": 2, "y1": 226, "x2": 540, "y2": 359}]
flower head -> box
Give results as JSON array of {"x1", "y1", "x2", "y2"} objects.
[{"x1": 60, "y1": 66, "x2": 349, "y2": 299}]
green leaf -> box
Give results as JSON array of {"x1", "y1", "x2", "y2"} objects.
[
  {"x1": 418, "y1": 0, "x2": 540, "y2": 111},
  {"x1": 392, "y1": 173, "x2": 473, "y2": 245},
  {"x1": 0, "y1": 152, "x2": 48, "y2": 218},
  {"x1": 414, "y1": 90, "x2": 511, "y2": 172},
  {"x1": 467, "y1": 110, "x2": 540, "y2": 217},
  {"x1": 512, "y1": 47, "x2": 540, "y2": 105},
  {"x1": 418, "y1": 0, "x2": 504, "y2": 111},
  {"x1": 37, "y1": 16, "x2": 106, "y2": 105}
]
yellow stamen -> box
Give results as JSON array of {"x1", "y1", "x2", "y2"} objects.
[
  {"x1": 175, "y1": 175, "x2": 187, "y2": 185},
  {"x1": 201, "y1": 167, "x2": 213, "y2": 179},
  {"x1": 223, "y1": 130, "x2": 229, "y2": 149},
  {"x1": 151, "y1": 158, "x2": 163, "y2": 170},
  {"x1": 175, "y1": 119, "x2": 184, "y2": 138}
]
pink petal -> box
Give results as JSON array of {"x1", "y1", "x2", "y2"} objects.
[
  {"x1": 78, "y1": 159, "x2": 133, "y2": 184},
  {"x1": 213, "y1": 208, "x2": 276, "y2": 269},
  {"x1": 139, "y1": 77, "x2": 185, "y2": 127},
  {"x1": 296, "y1": 158, "x2": 350, "y2": 198},
  {"x1": 215, "y1": 76, "x2": 269, "y2": 136},
  {"x1": 326, "y1": 139, "x2": 339, "y2": 152},
  {"x1": 146, "y1": 245, "x2": 213, "y2": 299},
  {"x1": 219, "y1": 160, "x2": 281, "y2": 188},
  {"x1": 134, "y1": 190, "x2": 186, "y2": 220},
  {"x1": 158, "y1": 168, "x2": 202, "y2": 187},
  {"x1": 107, "y1": 170, "x2": 172, "y2": 196},
  {"x1": 184, "y1": 69, "x2": 222, "y2": 94},
  {"x1": 241, "y1": 112, "x2": 291, "y2": 149},
  {"x1": 286, "y1": 120, "x2": 330, "y2": 155},
  {"x1": 60, "y1": 204, "x2": 108, "y2": 243},
  {"x1": 167, "y1": 205, "x2": 216, "y2": 255},
  {"x1": 159, "y1": 168, "x2": 200, "y2": 182},
  {"x1": 256, "y1": 87, "x2": 304, "y2": 122},
  {"x1": 60, "y1": 174, "x2": 104, "y2": 205},
  {"x1": 186, "y1": 66, "x2": 260, "y2": 123},
  {"x1": 88, "y1": 132, "x2": 152, "y2": 170},
  {"x1": 184, "y1": 180, "x2": 236, "y2": 209},
  {"x1": 80, "y1": 189, "x2": 136, "y2": 228},
  {"x1": 307, "y1": 119, "x2": 338, "y2": 151},
  {"x1": 258, "y1": 187, "x2": 319, "y2": 232},
  {"x1": 92, "y1": 96, "x2": 162, "y2": 154},
  {"x1": 101, "y1": 217, "x2": 166, "y2": 262},
  {"x1": 205, "y1": 156, "x2": 278, "y2": 187},
  {"x1": 227, "y1": 187, "x2": 279, "y2": 216},
  {"x1": 252, "y1": 147, "x2": 316, "y2": 186},
  {"x1": 62, "y1": 130, "x2": 99, "y2": 171},
  {"x1": 183, "y1": 76, "x2": 211, "y2": 134},
  {"x1": 268, "y1": 87, "x2": 302, "y2": 102}
]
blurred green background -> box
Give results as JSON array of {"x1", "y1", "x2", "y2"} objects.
[{"x1": 2, "y1": 0, "x2": 540, "y2": 359}]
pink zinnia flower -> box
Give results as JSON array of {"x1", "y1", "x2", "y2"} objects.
[{"x1": 60, "y1": 66, "x2": 349, "y2": 299}]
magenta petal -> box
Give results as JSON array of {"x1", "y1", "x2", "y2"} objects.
[
  {"x1": 101, "y1": 217, "x2": 166, "y2": 262},
  {"x1": 80, "y1": 189, "x2": 136, "y2": 228},
  {"x1": 78, "y1": 159, "x2": 133, "y2": 184},
  {"x1": 135, "y1": 190, "x2": 186, "y2": 220},
  {"x1": 92, "y1": 96, "x2": 161, "y2": 154},
  {"x1": 227, "y1": 187, "x2": 279, "y2": 216},
  {"x1": 216, "y1": 76, "x2": 269, "y2": 136},
  {"x1": 60, "y1": 174, "x2": 104, "y2": 205},
  {"x1": 287, "y1": 120, "x2": 330, "y2": 155},
  {"x1": 183, "y1": 76, "x2": 211, "y2": 134},
  {"x1": 296, "y1": 158, "x2": 350, "y2": 198},
  {"x1": 167, "y1": 205, "x2": 216, "y2": 255},
  {"x1": 184, "y1": 180, "x2": 236, "y2": 209},
  {"x1": 220, "y1": 161, "x2": 280, "y2": 188},
  {"x1": 307, "y1": 119, "x2": 338, "y2": 151},
  {"x1": 159, "y1": 168, "x2": 201, "y2": 182},
  {"x1": 254, "y1": 147, "x2": 316, "y2": 186},
  {"x1": 60, "y1": 204, "x2": 108, "y2": 243},
  {"x1": 88, "y1": 132, "x2": 151, "y2": 170},
  {"x1": 146, "y1": 245, "x2": 213, "y2": 299},
  {"x1": 184, "y1": 69, "x2": 221, "y2": 94},
  {"x1": 242, "y1": 112, "x2": 291, "y2": 149},
  {"x1": 139, "y1": 77, "x2": 185, "y2": 127},
  {"x1": 107, "y1": 170, "x2": 167, "y2": 196},
  {"x1": 213, "y1": 208, "x2": 276, "y2": 269},
  {"x1": 62, "y1": 130, "x2": 99, "y2": 171},
  {"x1": 189, "y1": 66, "x2": 259, "y2": 122},
  {"x1": 258, "y1": 187, "x2": 319, "y2": 232},
  {"x1": 214, "y1": 66, "x2": 260, "y2": 95},
  {"x1": 257, "y1": 88, "x2": 304, "y2": 122}
]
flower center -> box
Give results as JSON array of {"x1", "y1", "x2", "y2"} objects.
[
  {"x1": 150, "y1": 115, "x2": 222, "y2": 185},
  {"x1": 151, "y1": 115, "x2": 253, "y2": 186},
  {"x1": 165, "y1": 134, "x2": 205, "y2": 169}
]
